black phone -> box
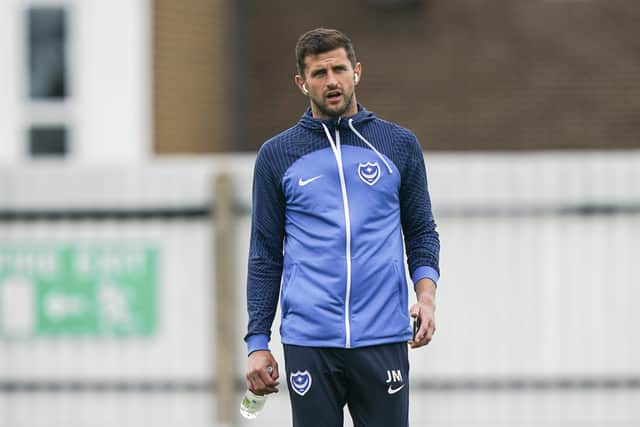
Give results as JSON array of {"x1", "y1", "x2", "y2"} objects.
[{"x1": 412, "y1": 317, "x2": 421, "y2": 340}]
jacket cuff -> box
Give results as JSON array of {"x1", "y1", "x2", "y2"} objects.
[
  {"x1": 411, "y1": 266, "x2": 439, "y2": 287},
  {"x1": 246, "y1": 334, "x2": 270, "y2": 355}
]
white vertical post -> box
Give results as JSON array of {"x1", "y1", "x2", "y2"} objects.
[{"x1": 214, "y1": 173, "x2": 237, "y2": 425}]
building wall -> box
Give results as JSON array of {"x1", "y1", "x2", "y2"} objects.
[
  {"x1": 0, "y1": 0, "x2": 151, "y2": 164},
  {"x1": 4, "y1": 1, "x2": 637, "y2": 159},
  {"x1": 153, "y1": 0, "x2": 232, "y2": 154},
  {"x1": 243, "y1": 0, "x2": 640, "y2": 151}
]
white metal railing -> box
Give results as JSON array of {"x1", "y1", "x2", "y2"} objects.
[{"x1": 1, "y1": 152, "x2": 639, "y2": 426}]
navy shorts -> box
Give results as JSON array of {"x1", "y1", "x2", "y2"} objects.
[{"x1": 283, "y1": 342, "x2": 409, "y2": 427}]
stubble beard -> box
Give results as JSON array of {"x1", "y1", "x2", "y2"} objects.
[{"x1": 312, "y1": 90, "x2": 355, "y2": 119}]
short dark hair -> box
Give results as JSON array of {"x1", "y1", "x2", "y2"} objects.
[{"x1": 295, "y1": 28, "x2": 357, "y2": 77}]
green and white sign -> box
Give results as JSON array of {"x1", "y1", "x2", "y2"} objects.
[{"x1": 0, "y1": 244, "x2": 157, "y2": 338}]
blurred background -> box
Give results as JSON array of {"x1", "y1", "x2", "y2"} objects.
[{"x1": 1, "y1": 0, "x2": 639, "y2": 426}]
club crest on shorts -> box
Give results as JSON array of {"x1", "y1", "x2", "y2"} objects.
[
  {"x1": 358, "y1": 161, "x2": 381, "y2": 186},
  {"x1": 290, "y1": 370, "x2": 312, "y2": 396}
]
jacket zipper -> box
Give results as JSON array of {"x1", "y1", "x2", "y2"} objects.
[{"x1": 324, "y1": 120, "x2": 353, "y2": 348}]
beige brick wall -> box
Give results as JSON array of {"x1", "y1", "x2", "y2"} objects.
[{"x1": 153, "y1": 0, "x2": 230, "y2": 153}]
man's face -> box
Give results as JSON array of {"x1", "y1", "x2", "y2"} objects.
[{"x1": 298, "y1": 48, "x2": 361, "y2": 119}]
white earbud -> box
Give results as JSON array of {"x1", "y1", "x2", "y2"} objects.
[
  {"x1": 302, "y1": 84, "x2": 309, "y2": 94},
  {"x1": 354, "y1": 74, "x2": 359, "y2": 83}
]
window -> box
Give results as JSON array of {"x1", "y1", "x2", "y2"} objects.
[
  {"x1": 29, "y1": 125, "x2": 68, "y2": 157},
  {"x1": 29, "y1": 7, "x2": 67, "y2": 99},
  {"x1": 25, "y1": 6, "x2": 70, "y2": 159}
]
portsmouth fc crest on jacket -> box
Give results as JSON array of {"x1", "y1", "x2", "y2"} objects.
[
  {"x1": 290, "y1": 370, "x2": 312, "y2": 396},
  {"x1": 358, "y1": 161, "x2": 381, "y2": 186}
]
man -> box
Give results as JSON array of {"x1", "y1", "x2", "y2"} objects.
[{"x1": 244, "y1": 27, "x2": 440, "y2": 427}]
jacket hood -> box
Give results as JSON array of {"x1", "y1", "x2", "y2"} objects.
[{"x1": 298, "y1": 104, "x2": 376, "y2": 132}]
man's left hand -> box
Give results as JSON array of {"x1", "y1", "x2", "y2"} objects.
[{"x1": 409, "y1": 278, "x2": 436, "y2": 349}]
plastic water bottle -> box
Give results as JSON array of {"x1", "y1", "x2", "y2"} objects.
[
  {"x1": 239, "y1": 366, "x2": 272, "y2": 419},
  {"x1": 239, "y1": 389, "x2": 267, "y2": 419}
]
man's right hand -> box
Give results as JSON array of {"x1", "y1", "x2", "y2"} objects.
[{"x1": 246, "y1": 350, "x2": 280, "y2": 395}]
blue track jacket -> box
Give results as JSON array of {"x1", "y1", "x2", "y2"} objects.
[{"x1": 245, "y1": 105, "x2": 440, "y2": 354}]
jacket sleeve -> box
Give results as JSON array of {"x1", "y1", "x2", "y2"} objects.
[
  {"x1": 244, "y1": 144, "x2": 286, "y2": 354},
  {"x1": 399, "y1": 132, "x2": 441, "y2": 286}
]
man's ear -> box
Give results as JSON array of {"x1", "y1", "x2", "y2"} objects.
[
  {"x1": 295, "y1": 75, "x2": 308, "y2": 95},
  {"x1": 354, "y1": 62, "x2": 362, "y2": 85}
]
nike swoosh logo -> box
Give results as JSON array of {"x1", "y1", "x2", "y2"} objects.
[
  {"x1": 387, "y1": 384, "x2": 405, "y2": 395},
  {"x1": 298, "y1": 175, "x2": 322, "y2": 186}
]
